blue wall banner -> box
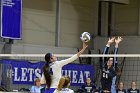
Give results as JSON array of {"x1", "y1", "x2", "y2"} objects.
[
  {"x1": 1, "y1": 0, "x2": 22, "y2": 39},
  {"x1": 1, "y1": 60, "x2": 44, "y2": 84},
  {"x1": 1, "y1": 60, "x2": 94, "y2": 86},
  {"x1": 62, "y1": 64, "x2": 94, "y2": 86}
]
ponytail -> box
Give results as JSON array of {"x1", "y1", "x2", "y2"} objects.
[{"x1": 42, "y1": 53, "x2": 52, "y2": 89}]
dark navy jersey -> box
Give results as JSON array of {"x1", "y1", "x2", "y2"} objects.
[
  {"x1": 116, "y1": 89, "x2": 126, "y2": 93},
  {"x1": 81, "y1": 84, "x2": 96, "y2": 93},
  {"x1": 101, "y1": 67, "x2": 116, "y2": 91},
  {"x1": 101, "y1": 46, "x2": 118, "y2": 91},
  {"x1": 128, "y1": 88, "x2": 139, "y2": 93}
]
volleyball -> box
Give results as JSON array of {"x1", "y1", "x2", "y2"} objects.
[{"x1": 80, "y1": 32, "x2": 91, "y2": 42}]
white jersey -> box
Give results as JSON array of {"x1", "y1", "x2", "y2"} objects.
[
  {"x1": 40, "y1": 54, "x2": 78, "y2": 88},
  {"x1": 53, "y1": 88, "x2": 74, "y2": 93}
]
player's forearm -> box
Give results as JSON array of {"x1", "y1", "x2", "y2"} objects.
[
  {"x1": 114, "y1": 46, "x2": 118, "y2": 65},
  {"x1": 103, "y1": 46, "x2": 109, "y2": 54},
  {"x1": 102, "y1": 46, "x2": 109, "y2": 68},
  {"x1": 114, "y1": 47, "x2": 118, "y2": 54},
  {"x1": 59, "y1": 46, "x2": 86, "y2": 65},
  {"x1": 77, "y1": 46, "x2": 87, "y2": 57},
  {"x1": 58, "y1": 54, "x2": 78, "y2": 66},
  {"x1": 115, "y1": 43, "x2": 119, "y2": 48}
]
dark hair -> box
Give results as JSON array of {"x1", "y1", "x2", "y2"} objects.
[
  {"x1": 107, "y1": 57, "x2": 114, "y2": 67},
  {"x1": 45, "y1": 53, "x2": 52, "y2": 62},
  {"x1": 107, "y1": 57, "x2": 114, "y2": 62},
  {"x1": 107, "y1": 57, "x2": 121, "y2": 76},
  {"x1": 42, "y1": 53, "x2": 52, "y2": 89}
]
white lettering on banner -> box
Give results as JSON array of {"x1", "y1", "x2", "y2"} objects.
[
  {"x1": 62, "y1": 70, "x2": 71, "y2": 78},
  {"x1": 72, "y1": 71, "x2": 78, "y2": 83},
  {"x1": 21, "y1": 68, "x2": 27, "y2": 81},
  {"x1": 35, "y1": 68, "x2": 41, "y2": 79},
  {"x1": 28, "y1": 68, "x2": 34, "y2": 82},
  {"x1": 62, "y1": 70, "x2": 91, "y2": 84},
  {"x1": 13, "y1": 67, "x2": 42, "y2": 82},
  {"x1": 68, "y1": 70, "x2": 71, "y2": 77},
  {"x1": 2, "y1": 0, "x2": 15, "y2": 7},
  {"x1": 13, "y1": 67, "x2": 91, "y2": 84},
  {"x1": 84, "y1": 71, "x2": 90, "y2": 78},
  {"x1": 78, "y1": 71, "x2": 84, "y2": 83},
  {"x1": 14, "y1": 67, "x2": 20, "y2": 81}
]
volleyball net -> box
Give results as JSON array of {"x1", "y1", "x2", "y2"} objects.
[{"x1": 0, "y1": 54, "x2": 140, "y2": 91}]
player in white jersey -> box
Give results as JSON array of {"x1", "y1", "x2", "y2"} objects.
[
  {"x1": 40, "y1": 42, "x2": 88, "y2": 93},
  {"x1": 53, "y1": 76, "x2": 74, "y2": 93}
]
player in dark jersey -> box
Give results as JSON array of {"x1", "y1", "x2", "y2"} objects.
[
  {"x1": 116, "y1": 82, "x2": 126, "y2": 93},
  {"x1": 101, "y1": 37, "x2": 123, "y2": 93},
  {"x1": 81, "y1": 77, "x2": 96, "y2": 93},
  {"x1": 128, "y1": 81, "x2": 139, "y2": 93}
]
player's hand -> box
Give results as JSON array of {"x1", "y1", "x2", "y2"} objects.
[
  {"x1": 107, "y1": 37, "x2": 115, "y2": 45},
  {"x1": 115, "y1": 36, "x2": 123, "y2": 44},
  {"x1": 82, "y1": 42, "x2": 88, "y2": 49},
  {"x1": 77, "y1": 42, "x2": 88, "y2": 57}
]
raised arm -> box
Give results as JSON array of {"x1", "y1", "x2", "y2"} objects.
[
  {"x1": 77, "y1": 42, "x2": 88, "y2": 57},
  {"x1": 102, "y1": 37, "x2": 115, "y2": 68},
  {"x1": 57, "y1": 42, "x2": 88, "y2": 67},
  {"x1": 114, "y1": 37, "x2": 123, "y2": 68}
]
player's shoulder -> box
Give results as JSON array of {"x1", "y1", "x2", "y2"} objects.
[
  {"x1": 51, "y1": 60, "x2": 66, "y2": 68},
  {"x1": 49, "y1": 62, "x2": 59, "y2": 67}
]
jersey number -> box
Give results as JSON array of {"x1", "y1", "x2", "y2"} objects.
[
  {"x1": 103, "y1": 73, "x2": 108, "y2": 78},
  {"x1": 49, "y1": 68, "x2": 53, "y2": 75}
]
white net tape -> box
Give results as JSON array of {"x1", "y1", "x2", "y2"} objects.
[
  {"x1": 0, "y1": 54, "x2": 139, "y2": 57},
  {"x1": 0, "y1": 54, "x2": 140, "y2": 89}
]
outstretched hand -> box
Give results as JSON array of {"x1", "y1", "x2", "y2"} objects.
[
  {"x1": 77, "y1": 42, "x2": 88, "y2": 57},
  {"x1": 107, "y1": 37, "x2": 115, "y2": 45},
  {"x1": 115, "y1": 36, "x2": 123, "y2": 48},
  {"x1": 115, "y1": 36, "x2": 123, "y2": 44}
]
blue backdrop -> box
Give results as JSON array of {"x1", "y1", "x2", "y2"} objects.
[
  {"x1": 1, "y1": 60, "x2": 94, "y2": 86},
  {"x1": 1, "y1": 0, "x2": 22, "y2": 39}
]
